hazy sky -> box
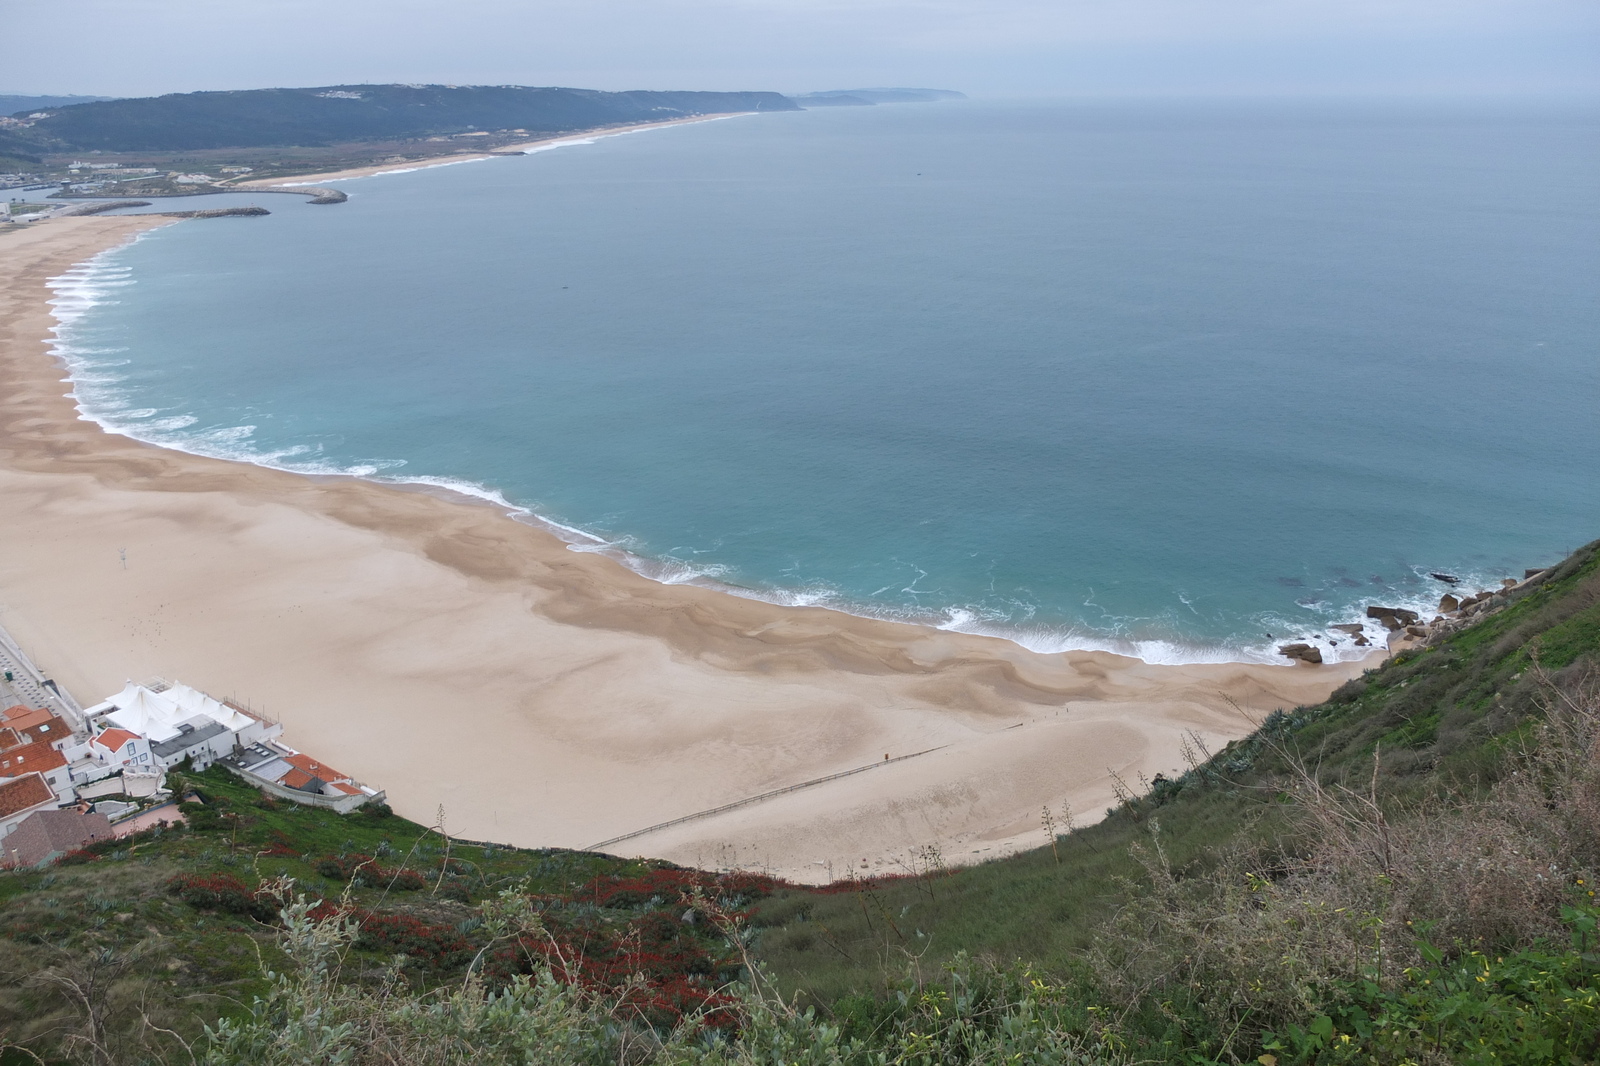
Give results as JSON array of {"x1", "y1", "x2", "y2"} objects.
[{"x1": 6, "y1": 0, "x2": 1597, "y2": 98}]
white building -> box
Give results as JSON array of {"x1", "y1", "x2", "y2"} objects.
[
  {"x1": 83, "y1": 680, "x2": 281, "y2": 772},
  {"x1": 87, "y1": 728, "x2": 152, "y2": 771}
]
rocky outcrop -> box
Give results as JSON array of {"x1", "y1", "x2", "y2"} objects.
[
  {"x1": 1374, "y1": 562, "x2": 1556, "y2": 651},
  {"x1": 1278, "y1": 642, "x2": 1324, "y2": 665},
  {"x1": 1329, "y1": 623, "x2": 1371, "y2": 646},
  {"x1": 1366, "y1": 605, "x2": 1420, "y2": 630}
]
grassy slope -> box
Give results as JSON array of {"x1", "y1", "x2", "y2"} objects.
[
  {"x1": 750, "y1": 539, "x2": 1600, "y2": 1004},
  {"x1": 0, "y1": 771, "x2": 664, "y2": 1056}
]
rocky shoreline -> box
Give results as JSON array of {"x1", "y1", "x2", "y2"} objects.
[{"x1": 1278, "y1": 565, "x2": 1555, "y2": 665}]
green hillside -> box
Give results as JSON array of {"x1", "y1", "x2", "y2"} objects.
[
  {"x1": 7, "y1": 84, "x2": 799, "y2": 153},
  {"x1": 0, "y1": 95, "x2": 117, "y2": 117},
  {"x1": 1, "y1": 539, "x2": 1595, "y2": 1065},
  {"x1": 755, "y1": 537, "x2": 1600, "y2": 995}
]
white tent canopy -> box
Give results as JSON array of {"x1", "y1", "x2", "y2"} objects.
[{"x1": 85, "y1": 681, "x2": 261, "y2": 744}]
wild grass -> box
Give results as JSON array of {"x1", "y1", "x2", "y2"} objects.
[{"x1": 753, "y1": 539, "x2": 1600, "y2": 1007}]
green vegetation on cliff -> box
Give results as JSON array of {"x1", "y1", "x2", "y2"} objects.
[
  {"x1": 2, "y1": 540, "x2": 1596, "y2": 1065},
  {"x1": 6, "y1": 85, "x2": 799, "y2": 154}
]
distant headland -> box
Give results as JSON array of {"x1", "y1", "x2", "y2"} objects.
[{"x1": 0, "y1": 82, "x2": 963, "y2": 199}]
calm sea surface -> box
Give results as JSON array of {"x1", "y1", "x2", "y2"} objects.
[{"x1": 50, "y1": 99, "x2": 1600, "y2": 663}]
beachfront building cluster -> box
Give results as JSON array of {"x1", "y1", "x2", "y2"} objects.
[
  {"x1": 84, "y1": 680, "x2": 283, "y2": 773},
  {"x1": 1, "y1": 673, "x2": 384, "y2": 867}
]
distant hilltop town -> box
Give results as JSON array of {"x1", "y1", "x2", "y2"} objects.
[{"x1": 0, "y1": 627, "x2": 381, "y2": 869}]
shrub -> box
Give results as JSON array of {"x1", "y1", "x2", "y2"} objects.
[
  {"x1": 583, "y1": 867, "x2": 778, "y2": 910},
  {"x1": 1263, "y1": 905, "x2": 1600, "y2": 1065},
  {"x1": 314, "y1": 853, "x2": 426, "y2": 890},
  {"x1": 204, "y1": 899, "x2": 1123, "y2": 1065},
  {"x1": 353, "y1": 910, "x2": 477, "y2": 973},
  {"x1": 179, "y1": 800, "x2": 223, "y2": 831},
  {"x1": 1088, "y1": 668, "x2": 1600, "y2": 1058},
  {"x1": 167, "y1": 872, "x2": 276, "y2": 921}
]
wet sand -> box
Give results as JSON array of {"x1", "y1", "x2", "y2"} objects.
[{"x1": 0, "y1": 216, "x2": 1375, "y2": 881}]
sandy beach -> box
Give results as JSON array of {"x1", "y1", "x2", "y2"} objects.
[
  {"x1": 0, "y1": 216, "x2": 1375, "y2": 881},
  {"x1": 233, "y1": 113, "x2": 756, "y2": 187}
]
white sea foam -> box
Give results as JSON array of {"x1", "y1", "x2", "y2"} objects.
[{"x1": 520, "y1": 137, "x2": 597, "y2": 155}]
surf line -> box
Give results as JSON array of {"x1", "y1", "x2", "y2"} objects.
[{"x1": 588, "y1": 745, "x2": 949, "y2": 851}]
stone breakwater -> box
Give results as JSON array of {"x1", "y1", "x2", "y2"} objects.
[
  {"x1": 59, "y1": 201, "x2": 154, "y2": 217},
  {"x1": 157, "y1": 207, "x2": 270, "y2": 219},
  {"x1": 250, "y1": 185, "x2": 347, "y2": 204},
  {"x1": 1278, "y1": 566, "x2": 1556, "y2": 665}
]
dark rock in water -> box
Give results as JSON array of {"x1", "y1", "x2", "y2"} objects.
[
  {"x1": 1331, "y1": 623, "x2": 1365, "y2": 635},
  {"x1": 1439, "y1": 594, "x2": 1460, "y2": 612},
  {"x1": 1430, "y1": 572, "x2": 1461, "y2": 585},
  {"x1": 1354, "y1": 635, "x2": 1370, "y2": 646},
  {"x1": 1365, "y1": 605, "x2": 1420, "y2": 628},
  {"x1": 1525, "y1": 568, "x2": 1546, "y2": 579},
  {"x1": 1278, "y1": 642, "x2": 1323, "y2": 664},
  {"x1": 1500, "y1": 578, "x2": 1517, "y2": 589}
]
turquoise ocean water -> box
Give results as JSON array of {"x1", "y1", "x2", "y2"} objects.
[{"x1": 47, "y1": 99, "x2": 1600, "y2": 664}]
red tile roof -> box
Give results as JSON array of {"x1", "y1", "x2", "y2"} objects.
[
  {"x1": 92, "y1": 729, "x2": 142, "y2": 753},
  {"x1": 15, "y1": 713, "x2": 69, "y2": 747},
  {"x1": 0, "y1": 773, "x2": 55, "y2": 819},
  {"x1": 284, "y1": 752, "x2": 348, "y2": 782},
  {"x1": 281, "y1": 768, "x2": 316, "y2": 790},
  {"x1": 330, "y1": 782, "x2": 363, "y2": 796},
  {"x1": 0, "y1": 741, "x2": 67, "y2": 777},
  {"x1": 1, "y1": 707, "x2": 53, "y2": 732}
]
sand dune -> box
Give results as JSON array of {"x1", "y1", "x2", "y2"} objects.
[{"x1": 0, "y1": 217, "x2": 1372, "y2": 881}]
